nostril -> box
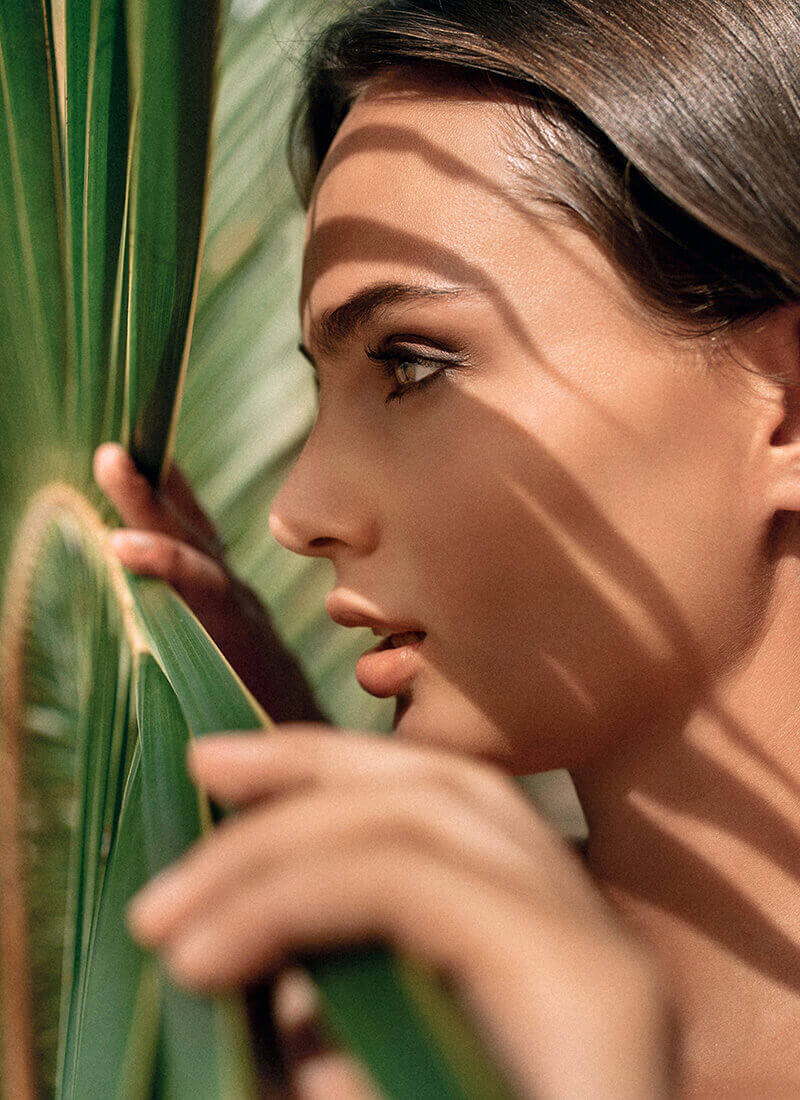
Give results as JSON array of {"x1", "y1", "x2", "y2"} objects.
[{"x1": 268, "y1": 511, "x2": 308, "y2": 555}]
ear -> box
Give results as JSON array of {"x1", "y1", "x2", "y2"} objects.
[{"x1": 751, "y1": 303, "x2": 800, "y2": 514}]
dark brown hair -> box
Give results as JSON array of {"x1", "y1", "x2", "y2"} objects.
[{"x1": 287, "y1": 0, "x2": 799, "y2": 353}]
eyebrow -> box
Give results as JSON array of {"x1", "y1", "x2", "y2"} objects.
[{"x1": 297, "y1": 280, "x2": 476, "y2": 367}]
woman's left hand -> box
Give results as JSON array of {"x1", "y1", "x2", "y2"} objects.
[{"x1": 126, "y1": 724, "x2": 675, "y2": 1099}]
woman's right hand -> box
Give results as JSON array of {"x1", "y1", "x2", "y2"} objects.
[{"x1": 93, "y1": 443, "x2": 325, "y2": 723}]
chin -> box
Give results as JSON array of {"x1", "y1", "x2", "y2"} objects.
[
  {"x1": 389, "y1": 693, "x2": 520, "y2": 772},
  {"x1": 392, "y1": 692, "x2": 448, "y2": 744},
  {"x1": 390, "y1": 693, "x2": 412, "y2": 733}
]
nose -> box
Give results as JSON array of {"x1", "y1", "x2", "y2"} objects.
[{"x1": 268, "y1": 423, "x2": 379, "y2": 560}]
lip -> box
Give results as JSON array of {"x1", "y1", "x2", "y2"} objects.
[
  {"x1": 325, "y1": 589, "x2": 425, "y2": 637},
  {"x1": 355, "y1": 632, "x2": 426, "y2": 697},
  {"x1": 325, "y1": 590, "x2": 427, "y2": 696}
]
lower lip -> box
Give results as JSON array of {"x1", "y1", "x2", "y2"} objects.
[{"x1": 355, "y1": 635, "x2": 425, "y2": 697}]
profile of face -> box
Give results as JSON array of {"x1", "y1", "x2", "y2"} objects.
[{"x1": 269, "y1": 67, "x2": 796, "y2": 776}]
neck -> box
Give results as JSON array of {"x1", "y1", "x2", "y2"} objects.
[{"x1": 571, "y1": 585, "x2": 800, "y2": 1097}]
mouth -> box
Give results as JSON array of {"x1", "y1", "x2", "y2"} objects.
[{"x1": 355, "y1": 630, "x2": 426, "y2": 698}]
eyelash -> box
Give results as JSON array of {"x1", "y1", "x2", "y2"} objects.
[{"x1": 364, "y1": 343, "x2": 461, "y2": 406}]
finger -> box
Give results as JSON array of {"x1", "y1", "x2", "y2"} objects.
[
  {"x1": 272, "y1": 969, "x2": 381, "y2": 1100},
  {"x1": 161, "y1": 462, "x2": 221, "y2": 548},
  {"x1": 125, "y1": 782, "x2": 563, "y2": 949},
  {"x1": 273, "y1": 967, "x2": 326, "y2": 1057},
  {"x1": 94, "y1": 442, "x2": 189, "y2": 540},
  {"x1": 93, "y1": 443, "x2": 223, "y2": 559},
  {"x1": 105, "y1": 529, "x2": 231, "y2": 608},
  {"x1": 188, "y1": 731, "x2": 605, "y2": 922},
  {"x1": 288, "y1": 1051, "x2": 383, "y2": 1100},
  {"x1": 153, "y1": 845, "x2": 507, "y2": 991},
  {"x1": 153, "y1": 849, "x2": 662, "y2": 1100},
  {"x1": 187, "y1": 725, "x2": 554, "y2": 854}
]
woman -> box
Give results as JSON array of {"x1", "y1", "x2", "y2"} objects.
[{"x1": 94, "y1": 1, "x2": 800, "y2": 1095}]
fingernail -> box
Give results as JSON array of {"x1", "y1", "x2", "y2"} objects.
[
  {"x1": 274, "y1": 968, "x2": 321, "y2": 1030},
  {"x1": 94, "y1": 441, "x2": 126, "y2": 474},
  {"x1": 94, "y1": 441, "x2": 118, "y2": 460},
  {"x1": 108, "y1": 531, "x2": 154, "y2": 553}
]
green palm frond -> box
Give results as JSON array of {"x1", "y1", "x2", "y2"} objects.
[
  {"x1": 1, "y1": 489, "x2": 261, "y2": 1097},
  {"x1": 0, "y1": 1, "x2": 520, "y2": 1097}
]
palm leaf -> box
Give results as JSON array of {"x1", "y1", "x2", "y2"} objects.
[
  {"x1": 0, "y1": 1, "x2": 523, "y2": 1096},
  {"x1": 136, "y1": 655, "x2": 257, "y2": 1098},
  {"x1": 0, "y1": 0, "x2": 67, "y2": 581},
  {"x1": 1, "y1": 492, "x2": 261, "y2": 1098},
  {"x1": 0, "y1": 0, "x2": 243, "y2": 1092},
  {"x1": 123, "y1": 0, "x2": 221, "y2": 482},
  {"x1": 64, "y1": 0, "x2": 128, "y2": 448}
]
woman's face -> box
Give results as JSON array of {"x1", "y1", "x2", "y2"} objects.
[{"x1": 269, "y1": 69, "x2": 782, "y2": 774}]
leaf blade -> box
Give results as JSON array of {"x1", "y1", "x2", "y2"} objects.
[
  {"x1": 124, "y1": 0, "x2": 223, "y2": 487},
  {"x1": 136, "y1": 650, "x2": 258, "y2": 1098}
]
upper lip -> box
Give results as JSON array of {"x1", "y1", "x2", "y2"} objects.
[{"x1": 325, "y1": 590, "x2": 425, "y2": 637}]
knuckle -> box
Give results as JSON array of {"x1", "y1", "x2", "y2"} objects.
[
  {"x1": 372, "y1": 796, "x2": 436, "y2": 853},
  {"x1": 160, "y1": 538, "x2": 184, "y2": 578},
  {"x1": 129, "y1": 468, "x2": 156, "y2": 508},
  {"x1": 210, "y1": 560, "x2": 233, "y2": 598},
  {"x1": 465, "y1": 756, "x2": 514, "y2": 794},
  {"x1": 441, "y1": 748, "x2": 503, "y2": 789},
  {"x1": 367, "y1": 844, "x2": 424, "y2": 908},
  {"x1": 373, "y1": 786, "x2": 488, "y2": 868},
  {"x1": 443, "y1": 752, "x2": 523, "y2": 808}
]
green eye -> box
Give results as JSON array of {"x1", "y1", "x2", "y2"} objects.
[
  {"x1": 378, "y1": 354, "x2": 447, "y2": 404},
  {"x1": 365, "y1": 343, "x2": 463, "y2": 405},
  {"x1": 391, "y1": 358, "x2": 441, "y2": 386}
]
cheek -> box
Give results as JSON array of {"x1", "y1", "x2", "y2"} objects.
[
  {"x1": 390, "y1": 374, "x2": 765, "y2": 770},
  {"x1": 389, "y1": 417, "x2": 621, "y2": 766}
]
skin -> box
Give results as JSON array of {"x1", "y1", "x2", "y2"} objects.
[{"x1": 95, "y1": 66, "x2": 800, "y2": 1097}]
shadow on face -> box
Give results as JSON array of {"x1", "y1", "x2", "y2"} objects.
[{"x1": 270, "y1": 72, "x2": 800, "y2": 994}]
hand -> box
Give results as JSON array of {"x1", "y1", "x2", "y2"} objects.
[
  {"x1": 125, "y1": 725, "x2": 676, "y2": 1099},
  {"x1": 93, "y1": 443, "x2": 325, "y2": 722}
]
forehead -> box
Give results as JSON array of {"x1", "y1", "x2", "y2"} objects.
[{"x1": 298, "y1": 70, "x2": 527, "y2": 345}]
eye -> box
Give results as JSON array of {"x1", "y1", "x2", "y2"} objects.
[{"x1": 365, "y1": 343, "x2": 465, "y2": 406}]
